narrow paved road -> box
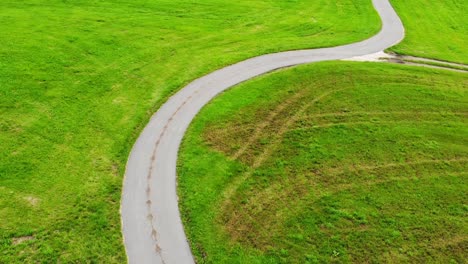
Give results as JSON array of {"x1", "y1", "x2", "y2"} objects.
[{"x1": 121, "y1": 1, "x2": 405, "y2": 263}]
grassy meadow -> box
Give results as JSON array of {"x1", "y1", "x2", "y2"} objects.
[
  {"x1": 0, "y1": 0, "x2": 382, "y2": 262},
  {"x1": 389, "y1": 0, "x2": 467, "y2": 64},
  {"x1": 178, "y1": 62, "x2": 468, "y2": 263}
]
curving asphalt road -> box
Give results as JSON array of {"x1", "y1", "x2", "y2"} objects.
[{"x1": 120, "y1": 1, "x2": 405, "y2": 263}]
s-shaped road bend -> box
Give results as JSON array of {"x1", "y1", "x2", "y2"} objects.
[{"x1": 121, "y1": 1, "x2": 405, "y2": 263}]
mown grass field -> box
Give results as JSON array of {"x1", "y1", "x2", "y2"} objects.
[
  {"x1": 389, "y1": 0, "x2": 467, "y2": 64},
  {"x1": 0, "y1": 0, "x2": 382, "y2": 262},
  {"x1": 178, "y1": 62, "x2": 468, "y2": 263}
]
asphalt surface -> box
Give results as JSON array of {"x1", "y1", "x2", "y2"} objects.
[{"x1": 120, "y1": 1, "x2": 405, "y2": 263}]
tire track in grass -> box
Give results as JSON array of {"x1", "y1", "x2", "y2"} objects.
[
  {"x1": 231, "y1": 89, "x2": 309, "y2": 161},
  {"x1": 220, "y1": 85, "x2": 351, "y2": 206},
  {"x1": 223, "y1": 159, "x2": 467, "y2": 245},
  {"x1": 306, "y1": 111, "x2": 468, "y2": 119},
  {"x1": 324, "y1": 157, "x2": 468, "y2": 179},
  {"x1": 291, "y1": 120, "x2": 466, "y2": 131}
]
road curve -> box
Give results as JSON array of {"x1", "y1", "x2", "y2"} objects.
[{"x1": 121, "y1": 1, "x2": 405, "y2": 263}]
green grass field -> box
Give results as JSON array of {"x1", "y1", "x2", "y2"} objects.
[
  {"x1": 178, "y1": 62, "x2": 468, "y2": 263},
  {"x1": 389, "y1": 0, "x2": 467, "y2": 64},
  {"x1": 0, "y1": 0, "x2": 382, "y2": 262}
]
